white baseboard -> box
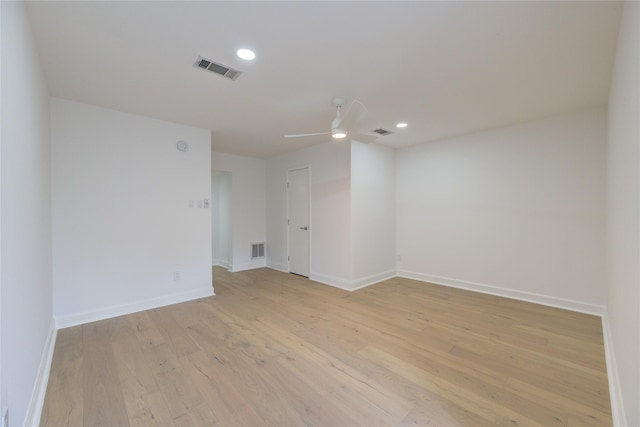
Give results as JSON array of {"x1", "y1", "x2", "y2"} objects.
[
  {"x1": 230, "y1": 259, "x2": 266, "y2": 272},
  {"x1": 309, "y1": 272, "x2": 353, "y2": 291},
  {"x1": 396, "y1": 270, "x2": 604, "y2": 316},
  {"x1": 266, "y1": 261, "x2": 289, "y2": 273},
  {"x1": 601, "y1": 308, "x2": 627, "y2": 427},
  {"x1": 24, "y1": 319, "x2": 57, "y2": 427},
  {"x1": 212, "y1": 259, "x2": 231, "y2": 269},
  {"x1": 55, "y1": 287, "x2": 215, "y2": 329},
  {"x1": 350, "y1": 269, "x2": 397, "y2": 291},
  {"x1": 310, "y1": 269, "x2": 396, "y2": 291}
]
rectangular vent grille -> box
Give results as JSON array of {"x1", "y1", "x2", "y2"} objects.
[
  {"x1": 251, "y1": 242, "x2": 265, "y2": 259},
  {"x1": 372, "y1": 128, "x2": 393, "y2": 136},
  {"x1": 194, "y1": 56, "x2": 242, "y2": 81}
]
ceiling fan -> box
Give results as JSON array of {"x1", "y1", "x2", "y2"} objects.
[{"x1": 284, "y1": 98, "x2": 377, "y2": 143}]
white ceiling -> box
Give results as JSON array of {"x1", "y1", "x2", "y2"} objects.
[{"x1": 26, "y1": 1, "x2": 622, "y2": 159}]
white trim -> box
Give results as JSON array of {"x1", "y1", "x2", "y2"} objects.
[
  {"x1": 396, "y1": 270, "x2": 604, "y2": 316},
  {"x1": 55, "y1": 287, "x2": 214, "y2": 329},
  {"x1": 349, "y1": 269, "x2": 397, "y2": 291},
  {"x1": 266, "y1": 261, "x2": 289, "y2": 273},
  {"x1": 230, "y1": 259, "x2": 266, "y2": 272},
  {"x1": 309, "y1": 271, "x2": 353, "y2": 291},
  {"x1": 309, "y1": 269, "x2": 396, "y2": 292},
  {"x1": 601, "y1": 307, "x2": 627, "y2": 427},
  {"x1": 212, "y1": 259, "x2": 231, "y2": 269},
  {"x1": 24, "y1": 319, "x2": 57, "y2": 427}
]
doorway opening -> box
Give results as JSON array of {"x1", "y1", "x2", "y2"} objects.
[{"x1": 212, "y1": 170, "x2": 232, "y2": 270}]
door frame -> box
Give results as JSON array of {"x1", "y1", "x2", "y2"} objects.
[
  {"x1": 286, "y1": 166, "x2": 311, "y2": 276},
  {"x1": 211, "y1": 170, "x2": 233, "y2": 270}
]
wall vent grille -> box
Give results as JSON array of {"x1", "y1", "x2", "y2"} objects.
[
  {"x1": 193, "y1": 56, "x2": 242, "y2": 81},
  {"x1": 251, "y1": 242, "x2": 265, "y2": 259}
]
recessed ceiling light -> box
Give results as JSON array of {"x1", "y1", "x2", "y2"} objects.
[
  {"x1": 236, "y1": 49, "x2": 256, "y2": 61},
  {"x1": 396, "y1": 122, "x2": 408, "y2": 128}
]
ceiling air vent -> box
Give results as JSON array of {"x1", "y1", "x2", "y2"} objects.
[
  {"x1": 372, "y1": 128, "x2": 394, "y2": 136},
  {"x1": 193, "y1": 56, "x2": 242, "y2": 81}
]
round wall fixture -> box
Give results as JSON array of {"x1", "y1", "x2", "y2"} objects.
[{"x1": 176, "y1": 140, "x2": 189, "y2": 152}]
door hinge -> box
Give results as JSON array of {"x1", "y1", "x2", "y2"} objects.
[
  {"x1": 288, "y1": 256, "x2": 290, "y2": 261},
  {"x1": 286, "y1": 182, "x2": 289, "y2": 189},
  {"x1": 287, "y1": 219, "x2": 289, "y2": 225}
]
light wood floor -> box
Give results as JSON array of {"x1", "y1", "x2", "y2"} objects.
[{"x1": 41, "y1": 267, "x2": 612, "y2": 426}]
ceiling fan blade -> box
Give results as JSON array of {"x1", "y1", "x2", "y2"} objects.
[
  {"x1": 284, "y1": 132, "x2": 331, "y2": 138},
  {"x1": 349, "y1": 133, "x2": 378, "y2": 144},
  {"x1": 338, "y1": 100, "x2": 367, "y2": 131}
]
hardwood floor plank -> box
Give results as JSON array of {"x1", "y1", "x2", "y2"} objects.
[
  {"x1": 448, "y1": 344, "x2": 610, "y2": 414},
  {"x1": 121, "y1": 389, "x2": 173, "y2": 427},
  {"x1": 40, "y1": 329, "x2": 83, "y2": 427},
  {"x1": 42, "y1": 267, "x2": 613, "y2": 426},
  {"x1": 184, "y1": 350, "x2": 265, "y2": 426},
  {"x1": 127, "y1": 311, "x2": 166, "y2": 349},
  {"x1": 400, "y1": 401, "x2": 499, "y2": 427},
  {"x1": 140, "y1": 343, "x2": 208, "y2": 424},
  {"x1": 111, "y1": 321, "x2": 172, "y2": 426},
  {"x1": 205, "y1": 295, "x2": 412, "y2": 424},
  {"x1": 81, "y1": 319, "x2": 131, "y2": 427},
  {"x1": 506, "y1": 377, "x2": 612, "y2": 426},
  {"x1": 185, "y1": 320, "x2": 307, "y2": 426},
  {"x1": 146, "y1": 307, "x2": 200, "y2": 358}
]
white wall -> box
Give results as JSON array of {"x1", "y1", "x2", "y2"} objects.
[
  {"x1": 266, "y1": 143, "x2": 352, "y2": 287},
  {"x1": 211, "y1": 151, "x2": 266, "y2": 272},
  {"x1": 606, "y1": 2, "x2": 640, "y2": 426},
  {"x1": 1, "y1": 2, "x2": 54, "y2": 425},
  {"x1": 397, "y1": 108, "x2": 607, "y2": 313},
  {"x1": 51, "y1": 99, "x2": 213, "y2": 327},
  {"x1": 212, "y1": 171, "x2": 231, "y2": 268},
  {"x1": 350, "y1": 141, "x2": 396, "y2": 286}
]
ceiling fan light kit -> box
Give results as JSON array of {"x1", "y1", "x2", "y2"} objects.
[
  {"x1": 331, "y1": 129, "x2": 347, "y2": 139},
  {"x1": 283, "y1": 97, "x2": 377, "y2": 145}
]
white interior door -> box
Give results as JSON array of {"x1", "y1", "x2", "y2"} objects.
[{"x1": 288, "y1": 168, "x2": 310, "y2": 277}]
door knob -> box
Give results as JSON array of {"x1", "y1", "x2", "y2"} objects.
[{"x1": 300, "y1": 226, "x2": 308, "y2": 230}]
